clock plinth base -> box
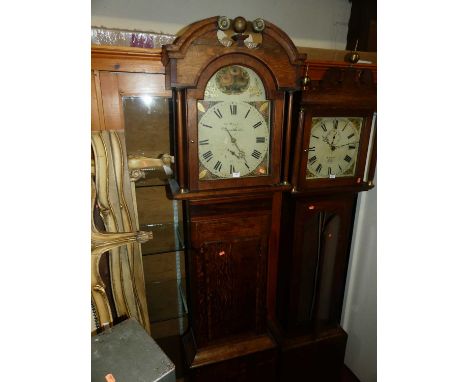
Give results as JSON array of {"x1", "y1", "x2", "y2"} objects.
[
  {"x1": 273, "y1": 325, "x2": 348, "y2": 382},
  {"x1": 182, "y1": 329, "x2": 277, "y2": 382}
]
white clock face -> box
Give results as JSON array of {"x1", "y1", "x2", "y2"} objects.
[
  {"x1": 306, "y1": 117, "x2": 363, "y2": 179},
  {"x1": 198, "y1": 100, "x2": 270, "y2": 179}
]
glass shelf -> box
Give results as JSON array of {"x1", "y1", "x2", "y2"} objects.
[
  {"x1": 146, "y1": 277, "x2": 187, "y2": 323},
  {"x1": 140, "y1": 223, "x2": 184, "y2": 255}
]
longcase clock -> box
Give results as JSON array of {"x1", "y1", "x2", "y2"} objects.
[
  {"x1": 273, "y1": 67, "x2": 377, "y2": 381},
  {"x1": 162, "y1": 16, "x2": 305, "y2": 381}
]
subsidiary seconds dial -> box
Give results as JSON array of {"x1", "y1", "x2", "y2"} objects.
[
  {"x1": 198, "y1": 100, "x2": 270, "y2": 179},
  {"x1": 306, "y1": 117, "x2": 363, "y2": 179}
]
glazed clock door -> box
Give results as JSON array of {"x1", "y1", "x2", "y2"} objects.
[
  {"x1": 306, "y1": 117, "x2": 363, "y2": 179},
  {"x1": 197, "y1": 65, "x2": 271, "y2": 181},
  {"x1": 298, "y1": 111, "x2": 373, "y2": 190},
  {"x1": 184, "y1": 54, "x2": 286, "y2": 192}
]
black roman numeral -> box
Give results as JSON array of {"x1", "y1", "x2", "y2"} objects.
[
  {"x1": 320, "y1": 123, "x2": 327, "y2": 132},
  {"x1": 328, "y1": 167, "x2": 332, "y2": 175},
  {"x1": 199, "y1": 139, "x2": 209, "y2": 145},
  {"x1": 339, "y1": 165, "x2": 343, "y2": 172},
  {"x1": 342, "y1": 122, "x2": 349, "y2": 131},
  {"x1": 344, "y1": 155, "x2": 352, "y2": 163},
  {"x1": 347, "y1": 133, "x2": 355, "y2": 139},
  {"x1": 253, "y1": 121, "x2": 262, "y2": 129},
  {"x1": 251, "y1": 149, "x2": 262, "y2": 159},
  {"x1": 245, "y1": 162, "x2": 250, "y2": 169},
  {"x1": 308, "y1": 147, "x2": 316, "y2": 152},
  {"x1": 349, "y1": 145, "x2": 356, "y2": 150},
  {"x1": 316, "y1": 164, "x2": 322, "y2": 173},
  {"x1": 202, "y1": 123, "x2": 212, "y2": 128},
  {"x1": 230, "y1": 104, "x2": 237, "y2": 115},
  {"x1": 244, "y1": 109, "x2": 251, "y2": 119},
  {"x1": 214, "y1": 161, "x2": 222, "y2": 171},
  {"x1": 256, "y1": 137, "x2": 266, "y2": 143},
  {"x1": 333, "y1": 119, "x2": 338, "y2": 129},
  {"x1": 311, "y1": 135, "x2": 319, "y2": 139},
  {"x1": 230, "y1": 165, "x2": 236, "y2": 174},
  {"x1": 202, "y1": 151, "x2": 213, "y2": 162},
  {"x1": 214, "y1": 108, "x2": 223, "y2": 119},
  {"x1": 309, "y1": 155, "x2": 317, "y2": 164}
]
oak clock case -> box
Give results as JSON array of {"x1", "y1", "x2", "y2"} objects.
[
  {"x1": 162, "y1": 16, "x2": 305, "y2": 382},
  {"x1": 274, "y1": 68, "x2": 377, "y2": 382}
]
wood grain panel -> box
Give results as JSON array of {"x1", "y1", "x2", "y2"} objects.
[
  {"x1": 201, "y1": 238, "x2": 263, "y2": 341},
  {"x1": 117, "y1": 72, "x2": 171, "y2": 96},
  {"x1": 92, "y1": 45, "x2": 165, "y2": 73},
  {"x1": 99, "y1": 71, "x2": 123, "y2": 131},
  {"x1": 189, "y1": 213, "x2": 270, "y2": 347}
]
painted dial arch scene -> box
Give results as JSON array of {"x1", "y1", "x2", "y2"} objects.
[
  {"x1": 197, "y1": 65, "x2": 270, "y2": 180},
  {"x1": 306, "y1": 117, "x2": 363, "y2": 179}
]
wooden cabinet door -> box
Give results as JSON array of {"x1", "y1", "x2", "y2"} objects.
[
  {"x1": 279, "y1": 195, "x2": 356, "y2": 334},
  {"x1": 189, "y1": 209, "x2": 271, "y2": 347}
]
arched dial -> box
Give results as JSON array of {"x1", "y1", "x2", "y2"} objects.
[
  {"x1": 306, "y1": 117, "x2": 363, "y2": 179},
  {"x1": 198, "y1": 100, "x2": 270, "y2": 179}
]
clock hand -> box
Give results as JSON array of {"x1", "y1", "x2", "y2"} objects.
[
  {"x1": 227, "y1": 148, "x2": 241, "y2": 159},
  {"x1": 224, "y1": 128, "x2": 245, "y2": 157},
  {"x1": 335, "y1": 141, "x2": 359, "y2": 148},
  {"x1": 224, "y1": 128, "x2": 250, "y2": 169}
]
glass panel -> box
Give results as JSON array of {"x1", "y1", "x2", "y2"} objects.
[
  {"x1": 143, "y1": 251, "x2": 187, "y2": 328},
  {"x1": 122, "y1": 93, "x2": 187, "y2": 342},
  {"x1": 146, "y1": 278, "x2": 187, "y2": 322},
  {"x1": 198, "y1": 65, "x2": 270, "y2": 181},
  {"x1": 122, "y1": 95, "x2": 172, "y2": 187},
  {"x1": 135, "y1": 186, "x2": 184, "y2": 255},
  {"x1": 306, "y1": 117, "x2": 363, "y2": 179}
]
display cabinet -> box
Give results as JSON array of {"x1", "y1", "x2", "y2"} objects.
[{"x1": 91, "y1": 51, "x2": 188, "y2": 377}]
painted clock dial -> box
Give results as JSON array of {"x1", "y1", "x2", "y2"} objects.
[
  {"x1": 198, "y1": 65, "x2": 270, "y2": 180},
  {"x1": 306, "y1": 117, "x2": 363, "y2": 179}
]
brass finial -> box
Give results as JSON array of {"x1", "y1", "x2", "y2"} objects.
[{"x1": 345, "y1": 39, "x2": 360, "y2": 64}]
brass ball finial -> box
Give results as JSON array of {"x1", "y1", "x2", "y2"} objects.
[
  {"x1": 345, "y1": 39, "x2": 360, "y2": 64},
  {"x1": 252, "y1": 18, "x2": 265, "y2": 32},
  {"x1": 217, "y1": 16, "x2": 231, "y2": 31},
  {"x1": 233, "y1": 16, "x2": 247, "y2": 33}
]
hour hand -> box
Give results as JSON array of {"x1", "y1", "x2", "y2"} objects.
[{"x1": 227, "y1": 148, "x2": 241, "y2": 159}]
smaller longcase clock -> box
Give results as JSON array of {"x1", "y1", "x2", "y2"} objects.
[{"x1": 197, "y1": 65, "x2": 271, "y2": 181}]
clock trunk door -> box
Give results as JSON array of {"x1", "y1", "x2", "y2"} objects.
[
  {"x1": 284, "y1": 195, "x2": 356, "y2": 334},
  {"x1": 188, "y1": 201, "x2": 271, "y2": 347}
]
